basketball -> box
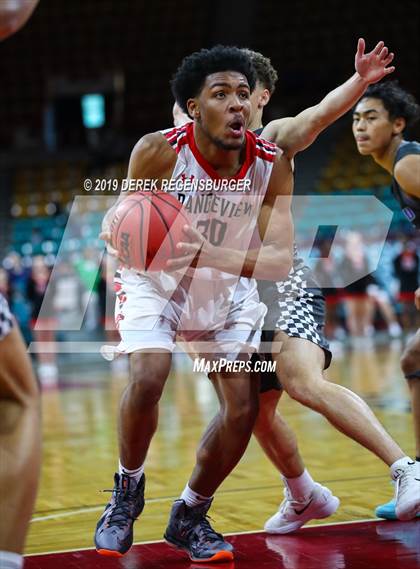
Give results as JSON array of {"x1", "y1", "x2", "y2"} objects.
[{"x1": 110, "y1": 191, "x2": 190, "y2": 271}]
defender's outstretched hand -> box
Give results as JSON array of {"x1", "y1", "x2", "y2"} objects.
[{"x1": 355, "y1": 38, "x2": 395, "y2": 85}]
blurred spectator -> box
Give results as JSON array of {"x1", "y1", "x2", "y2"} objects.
[
  {"x1": 98, "y1": 257, "x2": 127, "y2": 374},
  {"x1": 27, "y1": 255, "x2": 58, "y2": 386},
  {"x1": 52, "y1": 261, "x2": 84, "y2": 330},
  {"x1": 393, "y1": 240, "x2": 420, "y2": 331},
  {"x1": 314, "y1": 240, "x2": 343, "y2": 341},
  {"x1": 98, "y1": 258, "x2": 117, "y2": 337},
  {"x1": 339, "y1": 232, "x2": 375, "y2": 342},
  {"x1": 4, "y1": 251, "x2": 31, "y2": 339},
  {"x1": 31, "y1": 227, "x2": 44, "y2": 254},
  {"x1": 5, "y1": 251, "x2": 30, "y2": 293},
  {"x1": 366, "y1": 283, "x2": 402, "y2": 338}
]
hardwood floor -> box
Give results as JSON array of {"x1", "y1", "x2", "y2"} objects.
[{"x1": 26, "y1": 341, "x2": 415, "y2": 554}]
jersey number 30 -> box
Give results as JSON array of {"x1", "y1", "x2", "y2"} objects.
[{"x1": 196, "y1": 219, "x2": 227, "y2": 246}]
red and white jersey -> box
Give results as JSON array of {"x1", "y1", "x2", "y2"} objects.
[{"x1": 161, "y1": 122, "x2": 277, "y2": 281}]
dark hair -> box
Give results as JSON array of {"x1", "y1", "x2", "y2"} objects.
[
  {"x1": 171, "y1": 45, "x2": 257, "y2": 113},
  {"x1": 362, "y1": 80, "x2": 420, "y2": 128},
  {"x1": 242, "y1": 49, "x2": 278, "y2": 94}
]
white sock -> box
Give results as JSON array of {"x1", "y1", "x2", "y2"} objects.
[
  {"x1": 390, "y1": 456, "x2": 414, "y2": 480},
  {"x1": 283, "y1": 469, "x2": 315, "y2": 501},
  {"x1": 119, "y1": 460, "x2": 144, "y2": 484},
  {"x1": 0, "y1": 551, "x2": 23, "y2": 569},
  {"x1": 180, "y1": 484, "x2": 212, "y2": 508}
]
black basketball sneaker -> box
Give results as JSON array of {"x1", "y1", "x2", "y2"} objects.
[
  {"x1": 164, "y1": 499, "x2": 234, "y2": 562},
  {"x1": 94, "y1": 473, "x2": 145, "y2": 557}
]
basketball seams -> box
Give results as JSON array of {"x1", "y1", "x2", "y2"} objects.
[
  {"x1": 112, "y1": 191, "x2": 188, "y2": 271},
  {"x1": 114, "y1": 207, "x2": 131, "y2": 260},
  {"x1": 126, "y1": 193, "x2": 176, "y2": 270},
  {"x1": 152, "y1": 191, "x2": 182, "y2": 214},
  {"x1": 148, "y1": 200, "x2": 176, "y2": 267},
  {"x1": 135, "y1": 193, "x2": 153, "y2": 270},
  {"x1": 113, "y1": 195, "x2": 150, "y2": 267},
  {"x1": 152, "y1": 191, "x2": 190, "y2": 227}
]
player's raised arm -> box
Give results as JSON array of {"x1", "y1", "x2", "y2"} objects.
[
  {"x1": 168, "y1": 151, "x2": 294, "y2": 281},
  {"x1": 262, "y1": 38, "x2": 395, "y2": 158},
  {"x1": 253, "y1": 151, "x2": 294, "y2": 279}
]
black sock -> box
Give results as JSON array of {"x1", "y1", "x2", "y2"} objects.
[{"x1": 416, "y1": 457, "x2": 420, "y2": 462}]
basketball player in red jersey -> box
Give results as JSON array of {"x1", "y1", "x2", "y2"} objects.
[
  {"x1": 352, "y1": 80, "x2": 420, "y2": 519},
  {"x1": 96, "y1": 46, "x2": 294, "y2": 562},
  {"x1": 174, "y1": 40, "x2": 420, "y2": 530},
  {"x1": 0, "y1": 4, "x2": 41, "y2": 569}
]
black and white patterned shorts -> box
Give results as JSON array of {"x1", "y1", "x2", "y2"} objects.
[
  {"x1": 0, "y1": 294, "x2": 14, "y2": 341},
  {"x1": 256, "y1": 265, "x2": 332, "y2": 393}
]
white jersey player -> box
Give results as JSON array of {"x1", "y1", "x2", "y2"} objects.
[
  {"x1": 106, "y1": 121, "x2": 281, "y2": 361},
  {"x1": 95, "y1": 46, "x2": 293, "y2": 562}
]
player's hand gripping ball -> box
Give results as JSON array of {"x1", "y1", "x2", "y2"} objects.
[{"x1": 110, "y1": 191, "x2": 191, "y2": 271}]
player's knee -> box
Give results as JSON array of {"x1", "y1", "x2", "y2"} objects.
[
  {"x1": 24, "y1": 377, "x2": 40, "y2": 403},
  {"x1": 0, "y1": 367, "x2": 39, "y2": 407},
  {"x1": 0, "y1": 369, "x2": 40, "y2": 434},
  {"x1": 129, "y1": 377, "x2": 164, "y2": 406},
  {"x1": 401, "y1": 345, "x2": 420, "y2": 377},
  {"x1": 129, "y1": 366, "x2": 166, "y2": 406},
  {"x1": 224, "y1": 398, "x2": 259, "y2": 432},
  {"x1": 284, "y1": 375, "x2": 321, "y2": 407},
  {"x1": 0, "y1": 400, "x2": 25, "y2": 435}
]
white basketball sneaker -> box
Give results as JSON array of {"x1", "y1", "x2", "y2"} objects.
[
  {"x1": 264, "y1": 483, "x2": 340, "y2": 534},
  {"x1": 393, "y1": 460, "x2": 420, "y2": 521}
]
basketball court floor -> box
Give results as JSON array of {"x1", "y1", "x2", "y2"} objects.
[{"x1": 24, "y1": 339, "x2": 420, "y2": 568}]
